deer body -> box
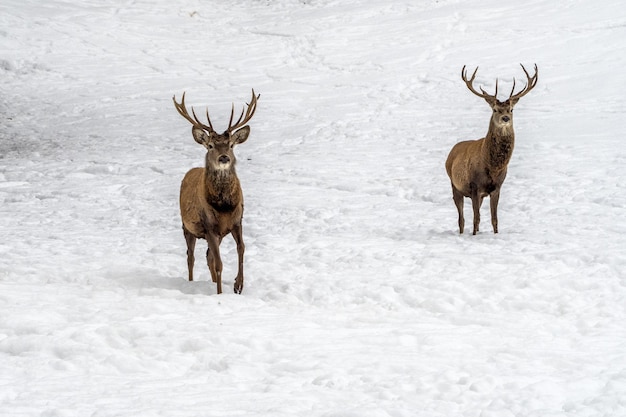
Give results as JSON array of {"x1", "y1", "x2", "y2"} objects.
[
  {"x1": 174, "y1": 90, "x2": 258, "y2": 294},
  {"x1": 180, "y1": 167, "x2": 243, "y2": 240},
  {"x1": 446, "y1": 64, "x2": 537, "y2": 235}
]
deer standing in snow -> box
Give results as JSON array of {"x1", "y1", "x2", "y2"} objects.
[
  {"x1": 173, "y1": 90, "x2": 259, "y2": 294},
  {"x1": 445, "y1": 64, "x2": 538, "y2": 235}
]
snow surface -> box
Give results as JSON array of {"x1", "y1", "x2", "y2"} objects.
[{"x1": 1, "y1": 0, "x2": 626, "y2": 416}]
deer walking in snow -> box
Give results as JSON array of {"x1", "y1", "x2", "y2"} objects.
[
  {"x1": 173, "y1": 90, "x2": 259, "y2": 294},
  {"x1": 445, "y1": 64, "x2": 538, "y2": 235}
]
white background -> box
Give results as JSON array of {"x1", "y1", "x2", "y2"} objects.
[{"x1": 1, "y1": 0, "x2": 625, "y2": 416}]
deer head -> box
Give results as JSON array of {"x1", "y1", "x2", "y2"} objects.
[
  {"x1": 172, "y1": 90, "x2": 260, "y2": 173},
  {"x1": 462, "y1": 64, "x2": 538, "y2": 130}
]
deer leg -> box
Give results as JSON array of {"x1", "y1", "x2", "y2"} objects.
[
  {"x1": 470, "y1": 186, "x2": 483, "y2": 235},
  {"x1": 490, "y1": 188, "x2": 501, "y2": 234},
  {"x1": 231, "y1": 223, "x2": 245, "y2": 294},
  {"x1": 205, "y1": 248, "x2": 215, "y2": 282},
  {"x1": 183, "y1": 227, "x2": 196, "y2": 281},
  {"x1": 452, "y1": 185, "x2": 465, "y2": 234},
  {"x1": 205, "y1": 234, "x2": 223, "y2": 294}
]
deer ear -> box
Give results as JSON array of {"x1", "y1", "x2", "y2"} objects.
[
  {"x1": 192, "y1": 127, "x2": 210, "y2": 146},
  {"x1": 231, "y1": 126, "x2": 250, "y2": 144}
]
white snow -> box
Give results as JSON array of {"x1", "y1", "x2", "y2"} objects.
[{"x1": 1, "y1": 0, "x2": 625, "y2": 416}]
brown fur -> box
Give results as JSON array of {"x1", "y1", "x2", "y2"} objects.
[
  {"x1": 180, "y1": 152, "x2": 245, "y2": 294},
  {"x1": 173, "y1": 91, "x2": 258, "y2": 294},
  {"x1": 446, "y1": 65, "x2": 537, "y2": 235}
]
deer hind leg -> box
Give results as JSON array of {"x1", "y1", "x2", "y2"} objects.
[
  {"x1": 490, "y1": 188, "x2": 501, "y2": 234},
  {"x1": 452, "y1": 185, "x2": 465, "y2": 234},
  {"x1": 205, "y1": 234, "x2": 223, "y2": 294},
  {"x1": 231, "y1": 223, "x2": 245, "y2": 294},
  {"x1": 183, "y1": 227, "x2": 196, "y2": 281}
]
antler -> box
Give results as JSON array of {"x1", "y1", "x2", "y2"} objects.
[
  {"x1": 462, "y1": 64, "x2": 539, "y2": 102},
  {"x1": 462, "y1": 65, "x2": 498, "y2": 101},
  {"x1": 509, "y1": 64, "x2": 538, "y2": 101},
  {"x1": 172, "y1": 92, "x2": 215, "y2": 133},
  {"x1": 228, "y1": 89, "x2": 260, "y2": 133}
]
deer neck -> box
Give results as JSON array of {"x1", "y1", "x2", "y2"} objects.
[
  {"x1": 483, "y1": 121, "x2": 515, "y2": 169},
  {"x1": 203, "y1": 168, "x2": 241, "y2": 212}
]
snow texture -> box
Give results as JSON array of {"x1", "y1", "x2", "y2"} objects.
[{"x1": 1, "y1": 0, "x2": 625, "y2": 416}]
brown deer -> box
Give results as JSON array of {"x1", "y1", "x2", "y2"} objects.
[
  {"x1": 445, "y1": 64, "x2": 538, "y2": 235},
  {"x1": 173, "y1": 90, "x2": 259, "y2": 294}
]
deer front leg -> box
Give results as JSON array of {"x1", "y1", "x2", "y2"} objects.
[
  {"x1": 452, "y1": 185, "x2": 465, "y2": 234},
  {"x1": 470, "y1": 186, "x2": 483, "y2": 235},
  {"x1": 490, "y1": 188, "x2": 501, "y2": 234},
  {"x1": 183, "y1": 227, "x2": 196, "y2": 281},
  {"x1": 205, "y1": 233, "x2": 223, "y2": 294},
  {"x1": 231, "y1": 223, "x2": 245, "y2": 294}
]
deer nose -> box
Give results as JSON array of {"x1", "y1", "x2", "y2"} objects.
[
  {"x1": 502, "y1": 116, "x2": 510, "y2": 122},
  {"x1": 218, "y1": 155, "x2": 230, "y2": 164}
]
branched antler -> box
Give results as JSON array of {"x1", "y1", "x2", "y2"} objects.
[
  {"x1": 173, "y1": 92, "x2": 215, "y2": 133},
  {"x1": 462, "y1": 64, "x2": 538, "y2": 102},
  {"x1": 462, "y1": 66, "x2": 498, "y2": 101},
  {"x1": 228, "y1": 89, "x2": 260, "y2": 133},
  {"x1": 174, "y1": 90, "x2": 259, "y2": 134},
  {"x1": 509, "y1": 64, "x2": 538, "y2": 101}
]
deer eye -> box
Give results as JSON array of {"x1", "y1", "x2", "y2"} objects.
[{"x1": 207, "y1": 144, "x2": 214, "y2": 150}]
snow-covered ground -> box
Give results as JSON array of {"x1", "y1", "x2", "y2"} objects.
[{"x1": 1, "y1": 0, "x2": 625, "y2": 415}]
